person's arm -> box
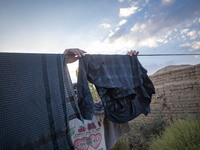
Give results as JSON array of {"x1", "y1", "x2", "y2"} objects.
[
  {"x1": 126, "y1": 50, "x2": 139, "y2": 56},
  {"x1": 64, "y1": 48, "x2": 86, "y2": 63}
]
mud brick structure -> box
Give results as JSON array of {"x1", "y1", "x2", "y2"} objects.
[{"x1": 132, "y1": 64, "x2": 200, "y2": 124}]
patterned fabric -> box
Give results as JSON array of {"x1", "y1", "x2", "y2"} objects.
[
  {"x1": 77, "y1": 54, "x2": 155, "y2": 123},
  {"x1": 0, "y1": 53, "x2": 81, "y2": 150}
]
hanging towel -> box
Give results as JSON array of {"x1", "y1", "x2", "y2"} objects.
[
  {"x1": 0, "y1": 53, "x2": 81, "y2": 150},
  {"x1": 77, "y1": 54, "x2": 155, "y2": 123}
]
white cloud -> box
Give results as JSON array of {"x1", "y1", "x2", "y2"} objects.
[
  {"x1": 192, "y1": 41, "x2": 200, "y2": 50},
  {"x1": 180, "y1": 29, "x2": 197, "y2": 40},
  {"x1": 118, "y1": 0, "x2": 124, "y2": 2},
  {"x1": 180, "y1": 28, "x2": 189, "y2": 34},
  {"x1": 180, "y1": 41, "x2": 200, "y2": 51},
  {"x1": 119, "y1": 6, "x2": 139, "y2": 17},
  {"x1": 118, "y1": 19, "x2": 127, "y2": 26},
  {"x1": 193, "y1": 18, "x2": 199, "y2": 23},
  {"x1": 86, "y1": 37, "x2": 137, "y2": 55},
  {"x1": 162, "y1": 0, "x2": 175, "y2": 5},
  {"x1": 187, "y1": 30, "x2": 197, "y2": 40},
  {"x1": 142, "y1": 0, "x2": 150, "y2": 7},
  {"x1": 130, "y1": 23, "x2": 146, "y2": 32},
  {"x1": 139, "y1": 37, "x2": 168, "y2": 48},
  {"x1": 130, "y1": 23, "x2": 139, "y2": 32},
  {"x1": 108, "y1": 16, "x2": 172, "y2": 49},
  {"x1": 144, "y1": 12, "x2": 148, "y2": 18},
  {"x1": 100, "y1": 0, "x2": 200, "y2": 53},
  {"x1": 115, "y1": 27, "x2": 120, "y2": 31},
  {"x1": 164, "y1": 40, "x2": 168, "y2": 44},
  {"x1": 107, "y1": 27, "x2": 121, "y2": 38},
  {"x1": 181, "y1": 35, "x2": 186, "y2": 40},
  {"x1": 180, "y1": 42, "x2": 192, "y2": 48},
  {"x1": 157, "y1": 38, "x2": 168, "y2": 44},
  {"x1": 108, "y1": 31, "x2": 114, "y2": 37},
  {"x1": 139, "y1": 38, "x2": 159, "y2": 48},
  {"x1": 166, "y1": 30, "x2": 172, "y2": 36},
  {"x1": 99, "y1": 23, "x2": 111, "y2": 28}
]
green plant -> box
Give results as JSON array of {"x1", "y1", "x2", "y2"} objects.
[
  {"x1": 76, "y1": 68, "x2": 100, "y2": 101},
  {"x1": 127, "y1": 108, "x2": 167, "y2": 150},
  {"x1": 88, "y1": 82, "x2": 100, "y2": 101},
  {"x1": 110, "y1": 108, "x2": 168, "y2": 150},
  {"x1": 149, "y1": 118, "x2": 200, "y2": 150},
  {"x1": 110, "y1": 137, "x2": 129, "y2": 150},
  {"x1": 149, "y1": 108, "x2": 168, "y2": 135}
]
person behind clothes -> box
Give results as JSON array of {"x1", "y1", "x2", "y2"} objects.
[{"x1": 64, "y1": 48, "x2": 139, "y2": 149}]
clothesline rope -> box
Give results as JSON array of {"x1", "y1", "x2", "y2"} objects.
[
  {"x1": 137, "y1": 54, "x2": 200, "y2": 56},
  {"x1": 0, "y1": 52, "x2": 199, "y2": 56},
  {"x1": 66, "y1": 53, "x2": 200, "y2": 56}
]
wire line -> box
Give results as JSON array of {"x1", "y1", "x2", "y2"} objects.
[
  {"x1": 65, "y1": 53, "x2": 200, "y2": 56},
  {"x1": 138, "y1": 54, "x2": 200, "y2": 56}
]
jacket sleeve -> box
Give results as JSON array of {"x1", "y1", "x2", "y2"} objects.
[
  {"x1": 77, "y1": 55, "x2": 94, "y2": 120},
  {"x1": 136, "y1": 56, "x2": 155, "y2": 99}
]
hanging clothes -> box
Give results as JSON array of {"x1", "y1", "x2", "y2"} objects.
[
  {"x1": 77, "y1": 54, "x2": 155, "y2": 123},
  {"x1": 94, "y1": 100, "x2": 131, "y2": 150},
  {"x1": 0, "y1": 53, "x2": 81, "y2": 150}
]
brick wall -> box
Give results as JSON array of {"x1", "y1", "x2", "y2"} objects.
[{"x1": 132, "y1": 64, "x2": 200, "y2": 124}]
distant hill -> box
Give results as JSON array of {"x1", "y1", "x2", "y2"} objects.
[{"x1": 153, "y1": 64, "x2": 192, "y2": 75}]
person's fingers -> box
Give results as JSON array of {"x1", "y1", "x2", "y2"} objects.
[
  {"x1": 79, "y1": 49, "x2": 87, "y2": 56},
  {"x1": 71, "y1": 49, "x2": 80, "y2": 57},
  {"x1": 127, "y1": 51, "x2": 132, "y2": 56},
  {"x1": 131, "y1": 50, "x2": 135, "y2": 56},
  {"x1": 64, "y1": 48, "x2": 86, "y2": 57},
  {"x1": 127, "y1": 50, "x2": 139, "y2": 56},
  {"x1": 75, "y1": 49, "x2": 86, "y2": 57},
  {"x1": 132, "y1": 50, "x2": 139, "y2": 55},
  {"x1": 64, "y1": 48, "x2": 73, "y2": 54},
  {"x1": 130, "y1": 50, "x2": 134, "y2": 56},
  {"x1": 133, "y1": 50, "x2": 136, "y2": 55}
]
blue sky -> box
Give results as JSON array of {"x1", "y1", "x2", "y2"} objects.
[{"x1": 0, "y1": 0, "x2": 200, "y2": 82}]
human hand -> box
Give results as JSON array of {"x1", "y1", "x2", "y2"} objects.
[
  {"x1": 126, "y1": 50, "x2": 139, "y2": 56},
  {"x1": 64, "y1": 48, "x2": 86, "y2": 63}
]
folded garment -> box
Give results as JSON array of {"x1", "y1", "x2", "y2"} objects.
[
  {"x1": 0, "y1": 53, "x2": 81, "y2": 150},
  {"x1": 94, "y1": 100, "x2": 131, "y2": 149},
  {"x1": 77, "y1": 54, "x2": 155, "y2": 123},
  {"x1": 94, "y1": 100, "x2": 104, "y2": 114}
]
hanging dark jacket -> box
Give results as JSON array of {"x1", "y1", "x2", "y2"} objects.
[{"x1": 77, "y1": 54, "x2": 155, "y2": 123}]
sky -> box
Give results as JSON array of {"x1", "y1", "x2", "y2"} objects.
[{"x1": 0, "y1": 0, "x2": 200, "y2": 82}]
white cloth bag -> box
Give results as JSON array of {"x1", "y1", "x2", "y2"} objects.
[{"x1": 69, "y1": 114, "x2": 106, "y2": 150}]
